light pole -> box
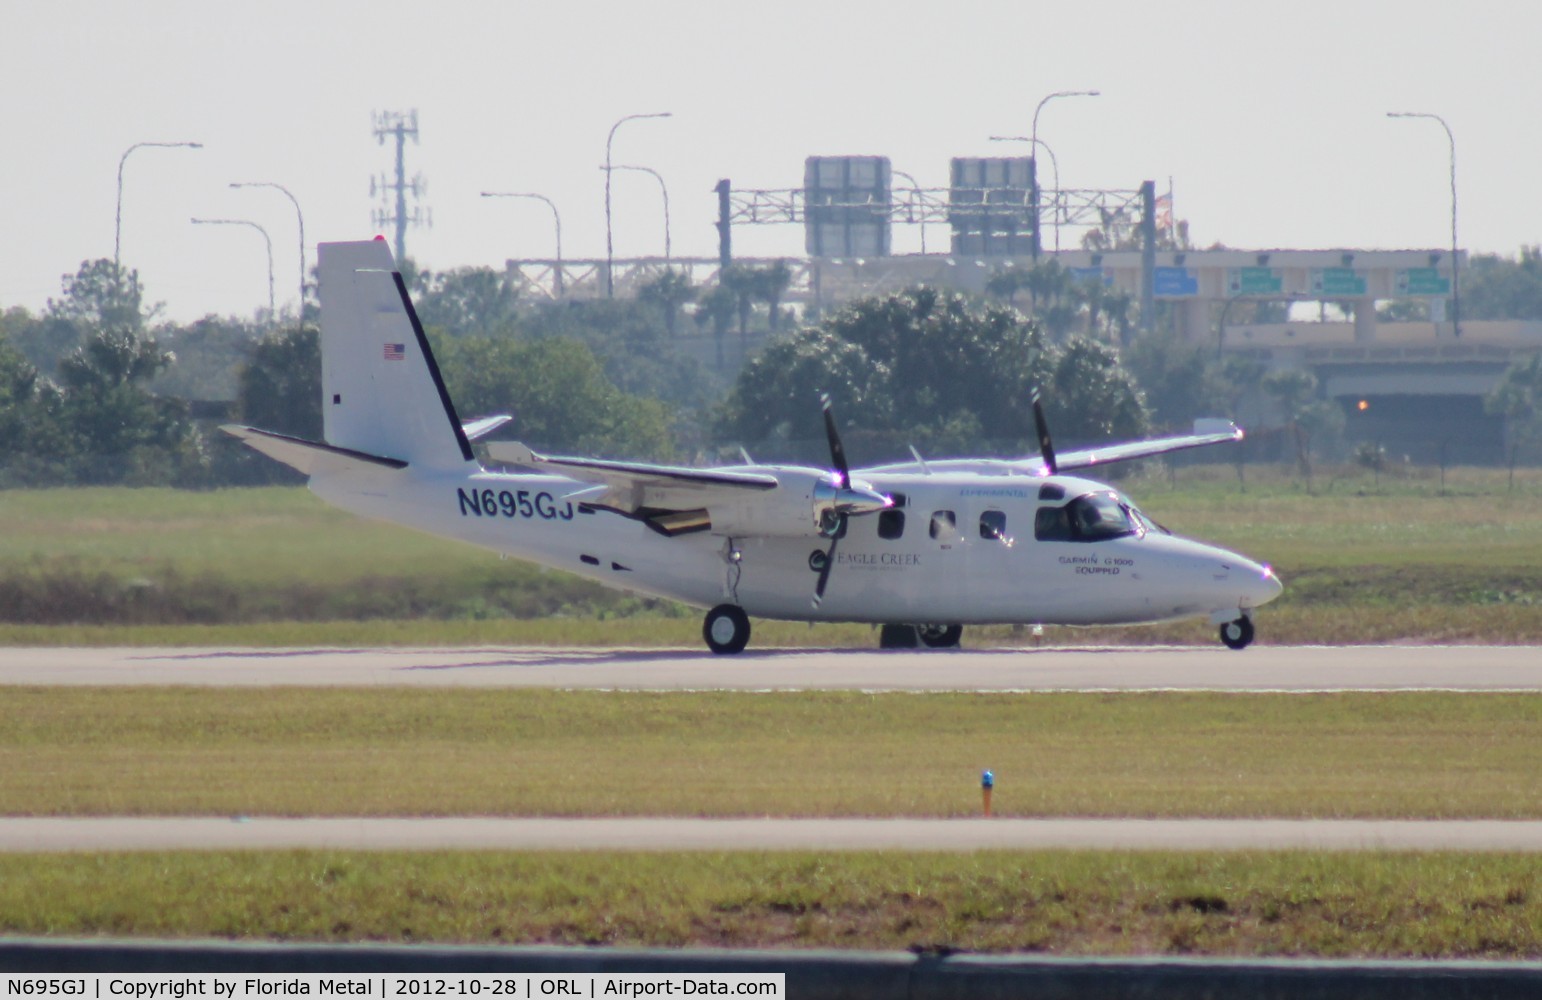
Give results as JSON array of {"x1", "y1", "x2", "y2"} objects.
[
  {"x1": 230, "y1": 182, "x2": 305, "y2": 319},
  {"x1": 191, "y1": 217, "x2": 274, "y2": 318},
  {"x1": 604, "y1": 164, "x2": 671, "y2": 261},
  {"x1": 115, "y1": 140, "x2": 203, "y2": 273},
  {"x1": 481, "y1": 191, "x2": 564, "y2": 296},
  {"x1": 891, "y1": 169, "x2": 927, "y2": 254},
  {"x1": 1387, "y1": 111, "x2": 1460, "y2": 338},
  {"x1": 989, "y1": 136, "x2": 1060, "y2": 251},
  {"x1": 1029, "y1": 90, "x2": 1099, "y2": 259},
  {"x1": 604, "y1": 112, "x2": 671, "y2": 295}
]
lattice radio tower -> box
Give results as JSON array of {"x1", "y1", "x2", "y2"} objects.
[{"x1": 371, "y1": 109, "x2": 430, "y2": 261}]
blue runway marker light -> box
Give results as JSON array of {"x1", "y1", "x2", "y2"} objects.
[
  {"x1": 981, "y1": 770, "x2": 994, "y2": 789},
  {"x1": 981, "y1": 769, "x2": 994, "y2": 817}
]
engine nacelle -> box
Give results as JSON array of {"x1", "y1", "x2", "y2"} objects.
[{"x1": 707, "y1": 471, "x2": 890, "y2": 537}]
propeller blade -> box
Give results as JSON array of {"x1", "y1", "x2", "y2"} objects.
[
  {"x1": 812, "y1": 532, "x2": 839, "y2": 608},
  {"x1": 820, "y1": 392, "x2": 851, "y2": 487},
  {"x1": 1031, "y1": 389, "x2": 1058, "y2": 476}
]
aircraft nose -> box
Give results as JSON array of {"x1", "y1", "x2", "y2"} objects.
[{"x1": 1246, "y1": 561, "x2": 1284, "y2": 608}]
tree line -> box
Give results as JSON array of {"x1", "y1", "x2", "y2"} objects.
[{"x1": 5, "y1": 248, "x2": 1542, "y2": 488}]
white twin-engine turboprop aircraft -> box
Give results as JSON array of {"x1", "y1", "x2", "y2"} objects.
[{"x1": 224, "y1": 239, "x2": 1282, "y2": 654}]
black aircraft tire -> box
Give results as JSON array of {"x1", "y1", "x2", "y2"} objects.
[
  {"x1": 703, "y1": 604, "x2": 752, "y2": 655},
  {"x1": 1219, "y1": 616, "x2": 1255, "y2": 650},
  {"x1": 918, "y1": 624, "x2": 964, "y2": 649}
]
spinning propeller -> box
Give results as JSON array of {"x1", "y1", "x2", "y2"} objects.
[
  {"x1": 1031, "y1": 387, "x2": 1058, "y2": 476},
  {"x1": 812, "y1": 393, "x2": 891, "y2": 608}
]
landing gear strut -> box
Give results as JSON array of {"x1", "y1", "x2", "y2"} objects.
[
  {"x1": 703, "y1": 604, "x2": 751, "y2": 654},
  {"x1": 1219, "y1": 616, "x2": 1255, "y2": 651}
]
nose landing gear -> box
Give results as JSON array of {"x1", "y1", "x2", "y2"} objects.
[{"x1": 1219, "y1": 615, "x2": 1255, "y2": 650}]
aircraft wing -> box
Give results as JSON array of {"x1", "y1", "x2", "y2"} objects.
[
  {"x1": 483, "y1": 441, "x2": 778, "y2": 516},
  {"x1": 1052, "y1": 419, "x2": 1243, "y2": 474}
]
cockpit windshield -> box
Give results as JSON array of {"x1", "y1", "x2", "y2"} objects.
[
  {"x1": 1035, "y1": 490, "x2": 1148, "y2": 543},
  {"x1": 1069, "y1": 492, "x2": 1137, "y2": 540},
  {"x1": 1116, "y1": 492, "x2": 1170, "y2": 536}
]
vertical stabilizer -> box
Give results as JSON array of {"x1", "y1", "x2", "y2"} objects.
[{"x1": 318, "y1": 239, "x2": 474, "y2": 471}]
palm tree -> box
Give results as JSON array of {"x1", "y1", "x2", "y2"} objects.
[
  {"x1": 718, "y1": 265, "x2": 760, "y2": 358},
  {"x1": 637, "y1": 269, "x2": 695, "y2": 338},
  {"x1": 753, "y1": 260, "x2": 794, "y2": 331}
]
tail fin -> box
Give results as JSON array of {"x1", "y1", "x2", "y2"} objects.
[{"x1": 318, "y1": 239, "x2": 474, "y2": 472}]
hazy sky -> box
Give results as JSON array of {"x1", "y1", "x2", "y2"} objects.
[{"x1": 4, "y1": 1, "x2": 1538, "y2": 322}]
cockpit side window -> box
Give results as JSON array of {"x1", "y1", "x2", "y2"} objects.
[
  {"x1": 1036, "y1": 492, "x2": 1139, "y2": 543},
  {"x1": 1034, "y1": 505, "x2": 1073, "y2": 542}
]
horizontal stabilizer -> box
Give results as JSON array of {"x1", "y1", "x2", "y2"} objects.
[
  {"x1": 463, "y1": 415, "x2": 513, "y2": 442},
  {"x1": 221, "y1": 425, "x2": 407, "y2": 476}
]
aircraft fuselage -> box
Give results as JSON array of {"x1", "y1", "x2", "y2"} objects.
[{"x1": 313, "y1": 465, "x2": 1279, "y2": 629}]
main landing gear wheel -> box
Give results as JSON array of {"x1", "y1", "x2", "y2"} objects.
[
  {"x1": 1219, "y1": 616, "x2": 1255, "y2": 651},
  {"x1": 703, "y1": 604, "x2": 751, "y2": 655},
  {"x1": 918, "y1": 624, "x2": 964, "y2": 649}
]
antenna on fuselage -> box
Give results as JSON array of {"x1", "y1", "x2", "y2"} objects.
[{"x1": 907, "y1": 444, "x2": 932, "y2": 475}]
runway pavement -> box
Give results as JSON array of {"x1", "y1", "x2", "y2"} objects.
[
  {"x1": 0, "y1": 643, "x2": 1536, "y2": 690},
  {"x1": 3, "y1": 817, "x2": 1541, "y2": 852}
]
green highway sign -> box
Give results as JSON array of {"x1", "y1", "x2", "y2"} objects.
[
  {"x1": 1311, "y1": 267, "x2": 1367, "y2": 297},
  {"x1": 1396, "y1": 267, "x2": 1451, "y2": 296},
  {"x1": 1226, "y1": 267, "x2": 1282, "y2": 296}
]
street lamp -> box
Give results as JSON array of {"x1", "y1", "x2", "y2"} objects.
[
  {"x1": 230, "y1": 182, "x2": 305, "y2": 319},
  {"x1": 115, "y1": 140, "x2": 203, "y2": 273},
  {"x1": 604, "y1": 111, "x2": 671, "y2": 295},
  {"x1": 891, "y1": 169, "x2": 927, "y2": 254},
  {"x1": 191, "y1": 217, "x2": 274, "y2": 318},
  {"x1": 989, "y1": 136, "x2": 1060, "y2": 251},
  {"x1": 604, "y1": 164, "x2": 671, "y2": 261},
  {"x1": 1029, "y1": 90, "x2": 1099, "y2": 259},
  {"x1": 1387, "y1": 111, "x2": 1460, "y2": 338},
  {"x1": 481, "y1": 191, "x2": 564, "y2": 296}
]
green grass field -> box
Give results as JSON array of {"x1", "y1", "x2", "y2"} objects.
[
  {"x1": 3, "y1": 475, "x2": 1541, "y2": 958},
  {"x1": 0, "y1": 851, "x2": 1536, "y2": 958},
  {"x1": 2, "y1": 689, "x2": 1535, "y2": 818}
]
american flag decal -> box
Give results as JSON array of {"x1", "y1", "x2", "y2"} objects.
[{"x1": 383, "y1": 343, "x2": 406, "y2": 361}]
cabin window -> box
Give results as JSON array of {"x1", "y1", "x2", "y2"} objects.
[
  {"x1": 980, "y1": 509, "x2": 1009, "y2": 542},
  {"x1": 887, "y1": 492, "x2": 907, "y2": 508},
  {"x1": 929, "y1": 510, "x2": 957, "y2": 541},
  {"x1": 878, "y1": 508, "x2": 906, "y2": 540}
]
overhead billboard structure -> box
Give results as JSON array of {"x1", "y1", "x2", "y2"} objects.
[
  {"x1": 803, "y1": 156, "x2": 891, "y2": 258},
  {"x1": 949, "y1": 157, "x2": 1034, "y2": 256}
]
